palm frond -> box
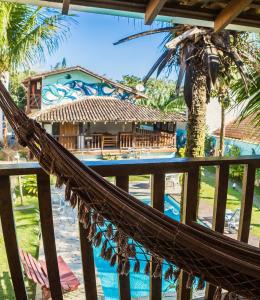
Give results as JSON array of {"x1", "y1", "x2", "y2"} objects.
[
  {"x1": 183, "y1": 63, "x2": 193, "y2": 110},
  {"x1": 156, "y1": 49, "x2": 175, "y2": 78},
  {"x1": 143, "y1": 50, "x2": 169, "y2": 83},
  {"x1": 176, "y1": 62, "x2": 185, "y2": 96},
  {"x1": 113, "y1": 27, "x2": 176, "y2": 45},
  {"x1": 226, "y1": 48, "x2": 249, "y2": 93},
  {"x1": 166, "y1": 27, "x2": 207, "y2": 49},
  {"x1": 204, "y1": 43, "x2": 220, "y2": 86},
  {"x1": 231, "y1": 69, "x2": 260, "y2": 126},
  {"x1": 0, "y1": 2, "x2": 75, "y2": 72}
]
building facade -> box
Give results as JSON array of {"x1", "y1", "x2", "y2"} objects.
[{"x1": 24, "y1": 66, "x2": 186, "y2": 153}]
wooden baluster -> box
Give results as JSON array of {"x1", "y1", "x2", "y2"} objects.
[
  {"x1": 116, "y1": 176, "x2": 131, "y2": 300},
  {"x1": 150, "y1": 173, "x2": 165, "y2": 300},
  {"x1": 79, "y1": 221, "x2": 98, "y2": 300},
  {"x1": 238, "y1": 164, "x2": 256, "y2": 243},
  {"x1": 37, "y1": 173, "x2": 63, "y2": 299},
  {"x1": 0, "y1": 175, "x2": 28, "y2": 299},
  {"x1": 177, "y1": 167, "x2": 200, "y2": 300},
  {"x1": 133, "y1": 134, "x2": 136, "y2": 148},
  {"x1": 205, "y1": 164, "x2": 229, "y2": 299}
]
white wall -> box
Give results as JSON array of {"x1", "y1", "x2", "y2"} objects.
[
  {"x1": 43, "y1": 123, "x2": 52, "y2": 135},
  {"x1": 206, "y1": 98, "x2": 241, "y2": 133}
]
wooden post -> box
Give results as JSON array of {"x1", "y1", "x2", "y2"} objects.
[
  {"x1": 37, "y1": 173, "x2": 63, "y2": 299},
  {"x1": 79, "y1": 221, "x2": 98, "y2": 300},
  {"x1": 150, "y1": 173, "x2": 165, "y2": 300},
  {"x1": 177, "y1": 167, "x2": 199, "y2": 300},
  {"x1": 238, "y1": 164, "x2": 256, "y2": 243},
  {"x1": 116, "y1": 176, "x2": 131, "y2": 300},
  {"x1": 0, "y1": 176, "x2": 28, "y2": 299},
  {"x1": 205, "y1": 164, "x2": 229, "y2": 299}
]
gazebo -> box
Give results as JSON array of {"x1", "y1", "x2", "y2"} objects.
[{"x1": 30, "y1": 96, "x2": 186, "y2": 152}]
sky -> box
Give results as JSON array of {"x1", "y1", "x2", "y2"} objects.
[{"x1": 38, "y1": 11, "x2": 178, "y2": 82}]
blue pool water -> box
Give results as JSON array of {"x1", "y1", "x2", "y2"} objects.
[
  {"x1": 77, "y1": 151, "x2": 175, "y2": 161},
  {"x1": 93, "y1": 195, "x2": 180, "y2": 299}
]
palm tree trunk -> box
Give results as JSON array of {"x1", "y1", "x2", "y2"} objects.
[
  {"x1": 219, "y1": 103, "x2": 225, "y2": 157},
  {"x1": 185, "y1": 69, "x2": 207, "y2": 158}
]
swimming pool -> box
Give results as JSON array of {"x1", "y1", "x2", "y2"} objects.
[
  {"x1": 93, "y1": 194, "x2": 180, "y2": 299},
  {"x1": 77, "y1": 151, "x2": 175, "y2": 161}
]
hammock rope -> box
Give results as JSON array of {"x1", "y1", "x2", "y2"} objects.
[{"x1": 0, "y1": 80, "x2": 260, "y2": 299}]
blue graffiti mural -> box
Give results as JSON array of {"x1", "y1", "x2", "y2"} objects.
[{"x1": 42, "y1": 80, "x2": 132, "y2": 106}]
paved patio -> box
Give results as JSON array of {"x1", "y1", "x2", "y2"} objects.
[{"x1": 37, "y1": 188, "x2": 104, "y2": 300}]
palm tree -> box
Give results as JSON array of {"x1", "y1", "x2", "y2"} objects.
[
  {"x1": 211, "y1": 67, "x2": 234, "y2": 157},
  {"x1": 0, "y1": 2, "x2": 74, "y2": 145},
  {"x1": 120, "y1": 75, "x2": 185, "y2": 112},
  {"x1": 0, "y1": 2, "x2": 73, "y2": 74},
  {"x1": 231, "y1": 56, "x2": 260, "y2": 127},
  {"x1": 115, "y1": 26, "x2": 256, "y2": 157},
  {"x1": 53, "y1": 57, "x2": 67, "y2": 70}
]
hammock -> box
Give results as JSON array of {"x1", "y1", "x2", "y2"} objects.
[{"x1": 0, "y1": 80, "x2": 260, "y2": 299}]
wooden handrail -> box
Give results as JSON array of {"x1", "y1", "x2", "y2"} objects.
[{"x1": 0, "y1": 156, "x2": 260, "y2": 176}]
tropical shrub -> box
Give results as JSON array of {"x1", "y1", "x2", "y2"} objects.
[
  {"x1": 21, "y1": 175, "x2": 38, "y2": 197},
  {"x1": 226, "y1": 145, "x2": 244, "y2": 180},
  {"x1": 204, "y1": 135, "x2": 216, "y2": 157}
]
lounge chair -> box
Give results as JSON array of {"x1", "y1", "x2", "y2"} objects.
[{"x1": 19, "y1": 249, "x2": 80, "y2": 299}]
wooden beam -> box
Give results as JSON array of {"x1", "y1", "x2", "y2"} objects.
[
  {"x1": 145, "y1": 0, "x2": 168, "y2": 25},
  {"x1": 214, "y1": 0, "x2": 253, "y2": 32},
  {"x1": 62, "y1": 0, "x2": 70, "y2": 15}
]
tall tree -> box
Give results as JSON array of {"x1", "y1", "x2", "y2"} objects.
[
  {"x1": 115, "y1": 26, "x2": 257, "y2": 157},
  {"x1": 0, "y1": 2, "x2": 74, "y2": 145},
  {"x1": 0, "y1": 2, "x2": 74, "y2": 74},
  {"x1": 120, "y1": 75, "x2": 185, "y2": 113}
]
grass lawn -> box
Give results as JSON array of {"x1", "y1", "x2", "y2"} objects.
[
  {"x1": 120, "y1": 168, "x2": 260, "y2": 239},
  {"x1": 0, "y1": 194, "x2": 40, "y2": 300},
  {"x1": 200, "y1": 167, "x2": 260, "y2": 238}
]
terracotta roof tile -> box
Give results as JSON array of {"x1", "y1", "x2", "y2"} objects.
[
  {"x1": 213, "y1": 114, "x2": 260, "y2": 144},
  {"x1": 30, "y1": 96, "x2": 186, "y2": 123}
]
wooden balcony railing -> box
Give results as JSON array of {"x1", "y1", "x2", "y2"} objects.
[
  {"x1": 54, "y1": 132, "x2": 175, "y2": 151},
  {"x1": 0, "y1": 156, "x2": 259, "y2": 300}
]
